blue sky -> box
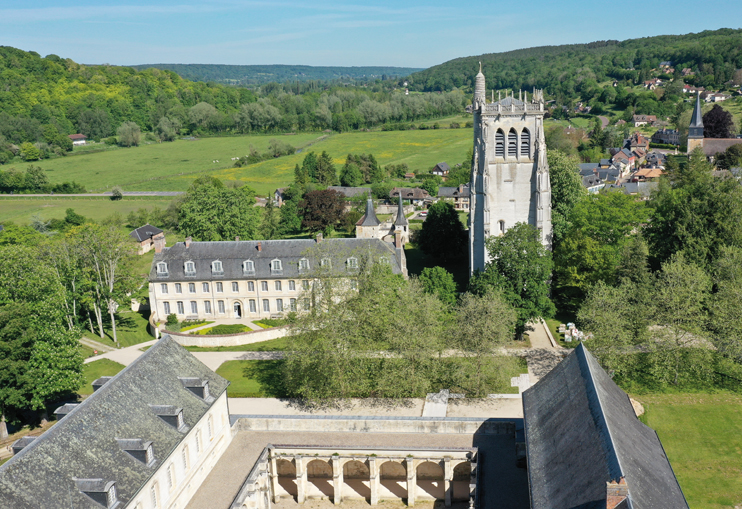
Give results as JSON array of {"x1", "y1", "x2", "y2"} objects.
[{"x1": 0, "y1": 1, "x2": 740, "y2": 68}]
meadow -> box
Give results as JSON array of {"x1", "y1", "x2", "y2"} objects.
[
  {"x1": 20, "y1": 128, "x2": 473, "y2": 197},
  {"x1": 637, "y1": 393, "x2": 742, "y2": 509},
  {"x1": 0, "y1": 196, "x2": 174, "y2": 224}
]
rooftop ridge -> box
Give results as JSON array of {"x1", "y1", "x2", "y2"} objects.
[{"x1": 575, "y1": 344, "x2": 627, "y2": 492}]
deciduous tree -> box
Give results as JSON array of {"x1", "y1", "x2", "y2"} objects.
[
  {"x1": 417, "y1": 201, "x2": 466, "y2": 262},
  {"x1": 299, "y1": 189, "x2": 345, "y2": 233}
]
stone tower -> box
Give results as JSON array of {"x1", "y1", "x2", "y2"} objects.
[
  {"x1": 469, "y1": 65, "x2": 552, "y2": 275},
  {"x1": 687, "y1": 92, "x2": 704, "y2": 153}
]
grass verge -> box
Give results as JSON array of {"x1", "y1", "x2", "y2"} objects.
[
  {"x1": 216, "y1": 360, "x2": 287, "y2": 398},
  {"x1": 79, "y1": 359, "x2": 126, "y2": 396},
  {"x1": 184, "y1": 337, "x2": 291, "y2": 352},
  {"x1": 637, "y1": 393, "x2": 742, "y2": 509}
]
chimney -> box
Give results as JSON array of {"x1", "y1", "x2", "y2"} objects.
[
  {"x1": 154, "y1": 234, "x2": 166, "y2": 254},
  {"x1": 316, "y1": 232, "x2": 323, "y2": 243},
  {"x1": 257, "y1": 242, "x2": 262, "y2": 252},
  {"x1": 185, "y1": 236, "x2": 192, "y2": 248},
  {"x1": 606, "y1": 478, "x2": 629, "y2": 509},
  {"x1": 235, "y1": 236, "x2": 240, "y2": 241},
  {"x1": 395, "y1": 230, "x2": 403, "y2": 249}
]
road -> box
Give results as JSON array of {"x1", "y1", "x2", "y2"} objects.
[
  {"x1": 598, "y1": 115, "x2": 609, "y2": 128},
  {"x1": 0, "y1": 191, "x2": 183, "y2": 197}
]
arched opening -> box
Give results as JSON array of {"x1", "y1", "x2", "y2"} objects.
[
  {"x1": 380, "y1": 461, "x2": 407, "y2": 500},
  {"x1": 452, "y1": 462, "x2": 472, "y2": 501},
  {"x1": 343, "y1": 460, "x2": 370, "y2": 500},
  {"x1": 521, "y1": 128, "x2": 530, "y2": 157},
  {"x1": 275, "y1": 459, "x2": 297, "y2": 498},
  {"x1": 495, "y1": 130, "x2": 505, "y2": 158},
  {"x1": 508, "y1": 129, "x2": 517, "y2": 157},
  {"x1": 233, "y1": 301, "x2": 242, "y2": 319},
  {"x1": 416, "y1": 461, "x2": 444, "y2": 499},
  {"x1": 306, "y1": 459, "x2": 333, "y2": 499}
]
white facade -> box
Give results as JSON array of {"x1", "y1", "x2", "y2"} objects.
[
  {"x1": 128, "y1": 391, "x2": 232, "y2": 509},
  {"x1": 469, "y1": 69, "x2": 552, "y2": 274}
]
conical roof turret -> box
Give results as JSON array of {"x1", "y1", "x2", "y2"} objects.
[
  {"x1": 474, "y1": 62, "x2": 486, "y2": 106},
  {"x1": 359, "y1": 195, "x2": 380, "y2": 226},
  {"x1": 394, "y1": 196, "x2": 408, "y2": 226},
  {"x1": 690, "y1": 92, "x2": 704, "y2": 128}
]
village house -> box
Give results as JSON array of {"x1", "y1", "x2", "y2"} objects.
[
  {"x1": 130, "y1": 224, "x2": 165, "y2": 255},
  {"x1": 68, "y1": 133, "x2": 87, "y2": 146},
  {"x1": 437, "y1": 184, "x2": 470, "y2": 210},
  {"x1": 632, "y1": 114, "x2": 657, "y2": 127},
  {"x1": 148, "y1": 236, "x2": 407, "y2": 323},
  {"x1": 431, "y1": 162, "x2": 450, "y2": 178},
  {"x1": 682, "y1": 84, "x2": 704, "y2": 94},
  {"x1": 704, "y1": 92, "x2": 730, "y2": 103},
  {"x1": 390, "y1": 187, "x2": 430, "y2": 205},
  {"x1": 651, "y1": 128, "x2": 680, "y2": 145}
]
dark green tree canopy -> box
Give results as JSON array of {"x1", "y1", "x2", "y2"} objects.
[
  {"x1": 417, "y1": 200, "x2": 467, "y2": 262},
  {"x1": 703, "y1": 104, "x2": 735, "y2": 139},
  {"x1": 299, "y1": 189, "x2": 346, "y2": 233}
]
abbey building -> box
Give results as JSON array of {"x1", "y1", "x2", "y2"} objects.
[{"x1": 469, "y1": 66, "x2": 552, "y2": 274}]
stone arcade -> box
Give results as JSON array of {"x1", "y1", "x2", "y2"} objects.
[{"x1": 469, "y1": 65, "x2": 552, "y2": 274}]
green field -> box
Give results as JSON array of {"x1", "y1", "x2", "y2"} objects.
[
  {"x1": 216, "y1": 360, "x2": 286, "y2": 398},
  {"x1": 21, "y1": 129, "x2": 472, "y2": 197},
  {"x1": 0, "y1": 196, "x2": 174, "y2": 224},
  {"x1": 638, "y1": 393, "x2": 742, "y2": 509},
  {"x1": 79, "y1": 359, "x2": 126, "y2": 396},
  {"x1": 30, "y1": 133, "x2": 322, "y2": 193}
]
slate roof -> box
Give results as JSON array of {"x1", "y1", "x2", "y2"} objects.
[
  {"x1": 390, "y1": 187, "x2": 430, "y2": 201},
  {"x1": 150, "y1": 238, "x2": 403, "y2": 282},
  {"x1": 432, "y1": 162, "x2": 450, "y2": 174},
  {"x1": 358, "y1": 198, "x2": 381, "y2": 227},
  {"x1": 582, "y1": 175, "x2": 602, "y2": 188},
  {"x1": 438, "y1": 185, "x2": 471, "y2": 199},
  {"x1": 702, "y1": 138, "x2": 742, "y2": 157},
  {"x1": 394, "y1": 196, "x2": 408, "y2": 226},
  {"x1": 689, "y1": 93, "x2": 704, "y2": 136},
  {"x1": 129, "y1": 224, "x2": 164, "y2": 242},
  {"x1": 579, "y1": 163, "x2": 599, "y2": 176},
  {"x1": 523, "y1": 343, "x2": 688, "y2": 509},
  {"x1": 327, "y1": 186, "x2": 370, "y2": 198},
  {"x1": 0, "y1": 337, "x2": 229, "y2": 509}
]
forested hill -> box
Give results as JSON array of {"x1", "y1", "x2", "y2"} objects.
[
  {"x1": 408, "y1": 28, "x2": 742, "y2": 100},
  {"x1": 129, "y1": 64, "x2": 424, "y2": 86}
]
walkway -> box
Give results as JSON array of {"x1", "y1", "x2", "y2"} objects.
[{"x1": 79, "y1": 336, "x2": 115, "y2": 354}]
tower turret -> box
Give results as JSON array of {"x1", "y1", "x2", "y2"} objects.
[
  {"x1": 687, "y1": 92, "x2": 704, "y2": 153},
  {"x1": 473, "y1": 62, "x2": 486, "y2": 110}
]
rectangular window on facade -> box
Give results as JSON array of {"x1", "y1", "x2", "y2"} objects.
[
  {"x1": 161, "y1": 283, "x2": 168, "y2": 294},
  {"x1": 248, "y1": 281, "x2": 255, "y2": 291},
  {"x1": 218, "y1": 300, "x2": 225, "y2": 314},
  {"x1": 150, "y1": 484, "x2": 159, "y2": 508},
  {"x1": 276, "y1": 299, "x2": 283, "y2": 312},
  {"x1": 290, "y1": 298, "x2": 296, "y2": 312},
  {"x1": 275, "y1": 281, "x2": 282, "y2": 291},
  {"x1": 202, "y1": 282, "x2": 209, "y2": 293},
  {"x1": 288, "y1": 280, "x2": 295, "y2": 291},
  {"x1": 188, "y1": 283, "x2": 196, "y2": 294},
  {"x1": 262, "y1": 299, "x2": 269, "y2": 312},
  {"x1": 182, "y1": 446, "x2": 190, "y2": 471},
  {"x1": 303, "y1": 298, "x2": 310, "y2": 310},
  {"x1": 207, "y1": 415, "x2": 213, "y2": 439},
  {"x1": 167, "y1": 464, "x2": 175, "y2": 491},
  {"x1": 249, "y1": 300, "x2": 256, "y2": 313},
  {"x1": 175, "y1": 283, "x2": 182, "y2": 294},
  {"x1": 177, "y1": 301, "x2": 184, "y2": 314},
  {"x1": 204, "y1": 301, "x2": 212, "y2": 314},
  {"x1": 232, "y1": 282, "x2": 238, "y2": 292},
  {"x1": 195, "y1": 431, "x2": 202, "y2": 454},
  {"x1": 261, "y1": 281, "x2": 268, "y2": 292},
  {"x1": 216, "y1": 282, "x2": 223, "y2": 293},
  {"x1": 350, "y1": 280, "x2": 358, "y2": 290},
  {"x1": 190, "y1": 301, "x2": 197, "y2": 314},
  {"x1": 163, "y1": 302, "x2": 171, "y2": 315},
  {"x1": 302, "y1": 280, "x2": 309, "y2": 290}
]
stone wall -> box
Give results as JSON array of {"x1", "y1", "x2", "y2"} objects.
[{"x1": 164, "y1": 326, "x2": 289, "y2": 348}]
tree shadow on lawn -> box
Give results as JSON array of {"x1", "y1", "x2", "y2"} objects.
[{"x1": 242, "y1": 360, "x2": 289, "y2": 398}]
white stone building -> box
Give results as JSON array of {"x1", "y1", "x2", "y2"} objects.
[{"x1": 469, "y1": 66, "x2": 552, "y2": 274}]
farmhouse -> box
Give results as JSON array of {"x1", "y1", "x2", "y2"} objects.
[
  {"x1": 130, "y1": 224, "x2": 165, "y2": 255},
  {"x1": 148, "y1": 237, "x2": 407, "y2": 323},
  {"x1": 437, "y1": 184, "x2": 470, "y2": 210},
  {"x1": 68, "y1": 133, "x2": 88, "y2": 146}
]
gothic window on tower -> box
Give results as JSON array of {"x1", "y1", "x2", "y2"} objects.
[
  {"x1": 499, "y1": 220, "x2": 505, "y2": 233},
  {"x1": 495, "y1": 130, "x2": 505, "y2": 157},
  {"x1": 508, "y1": 129, "x2": 517, "y2": 157},
  {"x1": 521, "y1": 128, "x2": 530, "y2": 157}
]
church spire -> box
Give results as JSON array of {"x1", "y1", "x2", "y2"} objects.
[
  {"x1": 359, "y1": 195, "x2": 380, "y2": 226},
  {"x1": 394, "y1": 195, "x2": 408, "y2": 226},
  {"x1": 688, "y1": 92, "x2": 704, "y2": 140}
]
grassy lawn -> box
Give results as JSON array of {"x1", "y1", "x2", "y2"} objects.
[
  {"x1": 84, "y1": 309, "x2": 154, "y2": 349},
  {"x1": 184, "y1": 336, "x2": 291, "y2": 352},
  {"x1": 79, "y1": 359, "x2": 126, "y2": 395},
  {"x1": 0, "y1": 196, "x2": 174, "y2": 224},
  {"x1": 216, "y1": 360, "x2": 286, "y2": 398},
  {"x1": 637, "y1": 393, "x2": 742, "y2": 509},
  {"x1": 30, "y1": 133, "x2": 322, "y2": 193},
  {"x1": 134, "y1": 128, "x2": 472, "y2": 195}
]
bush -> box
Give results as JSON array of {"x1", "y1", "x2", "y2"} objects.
[
  {"x1": 103, "y1": 137, "x2": 117, "y2": 145},
  {"x1": 165, "y1": 313, "x2": 179, "y2": 330},
  {"x1": 111, "y1": 186, "x2": 123, "y2": 201},
  {"x1": 197, "y1": 324, "x2": 249, "y2": 335},
  {"x1": 449, "y1": 122, "x2": 460, "y2": 129}
]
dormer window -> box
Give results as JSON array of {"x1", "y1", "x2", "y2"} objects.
[
  {"x1": 179, "y1": 377, "x2": 212, "y2": 401},
  {"x1": 116, "y1": 439, "x2": 155, "y2": 467},
  {"x1": 156, "y1": 262, "x2": 168, "y2": 277},
  {"x1": 298, "y1": 258, "x2": 309, "y2": 271},
  {"x1": 212, "y1": 260, "x2": 224, "y2": 275},
  {"x1": 346, "y1": 257, "x2": 358, "y2": 270},
  {"x1": 149, "y1": 405, "x2": 188, "y2": 432},
  {"x1": 243, "y1": 260, "x2": 255, "y2": 274},
  {"x1": 184, "y1": 261, "x2": 196, "y2": 277},
  {"x1": 271, "y1": 259, "x2": 283, "y2": 274},
  {"x1": 321, "y1": 257, "x2": 331, "y2": 268},
  {"x1": 74, "y1": 479, "x2": 119, "y2": 508}
]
